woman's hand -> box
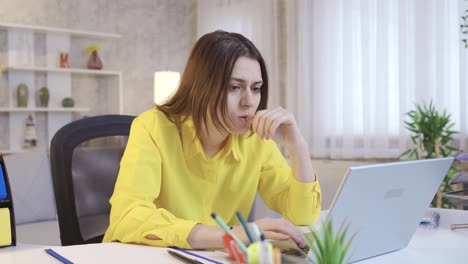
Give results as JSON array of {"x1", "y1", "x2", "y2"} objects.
[
  {"x1": 252, "y1": 217, "x2": 305, "y2": 247},
  {"x1": 252, "y1": 107, "x2": 305, "y2": 149},
  {"x1": 187, "y1": 217, "x2": 305, "y2": 249},
  {"x1": 252, "y1": 107, "x2": 315, "y2": 183},
  {"x1": 232, "y1": 217, "x2": 305, "y2": 247}
]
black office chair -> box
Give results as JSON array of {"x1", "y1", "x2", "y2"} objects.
[{"x1": 50, "y1": 115, "x2": 135, "y2": 246}]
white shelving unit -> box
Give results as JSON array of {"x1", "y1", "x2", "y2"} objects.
[
  {"x1": 0, "y1": 23, "x2": 122, "y2": 154},
  {"x1": 0, "y1": 23, "x2": 121, "y2": 39},
  {"x1": 5, "y1": 65, "x2": 122, "y2": 76},
  {"x1": 0, "y1": 107, "x2": 90, "y2": 112}
]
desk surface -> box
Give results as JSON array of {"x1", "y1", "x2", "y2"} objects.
[{"x1": 1, "y1": 208, "x2": 467, "y2": 263}]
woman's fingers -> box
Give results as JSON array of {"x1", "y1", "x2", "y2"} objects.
[
  {"x1": 263, "y1": 109, "x2": 286, "y2": 139},
  {"x1": 263, "y1": 231, "x2": 290, "y2": 241},
  {"x1": 254, "y1": 218, "x2": 306, "y2": 247},
  {"x1": 269, "y1": 219, "x2": 305, "y2": 247},
  {"x1": 252, "y1": 110, "x2": 266, "y2": 139},
  {"x1": 253, "y1": 107, "x2": 289, "y2": 140}
]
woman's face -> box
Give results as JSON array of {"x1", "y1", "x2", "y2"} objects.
[{"x1": 225, "y1": 56, "x2": 263, "y2": 134}]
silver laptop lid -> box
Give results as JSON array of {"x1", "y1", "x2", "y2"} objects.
[{"x1": 328, "y1": 157, "x2": 453, "y2": 263}]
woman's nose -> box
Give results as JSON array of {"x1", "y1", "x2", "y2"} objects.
[{"x1": 240, "y1": 90, "x2": 254, "y2": 107}]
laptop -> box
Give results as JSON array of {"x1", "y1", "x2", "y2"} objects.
[{"x1": 327, "y1": 157, "x2": 453, "y2": 263}]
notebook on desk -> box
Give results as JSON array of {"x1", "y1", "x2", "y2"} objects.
[{"x1": 327, "y1": 157, "x2": 453, "y2": 263}]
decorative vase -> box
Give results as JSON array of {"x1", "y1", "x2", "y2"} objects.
[
  {"x1": 62, "y1": 97, "x2": 75, "y2": 108},
  {"x1": 87, "y1": 50, "x2": 103, "y2": 70},
  {"x1": 38, "y1": 86, "x2": 49, "y2": 107},
  {"x1": 16, "y1": 83, "x2": 29, "y2": 107}
]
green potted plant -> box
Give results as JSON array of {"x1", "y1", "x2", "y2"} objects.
[
  {"x1": 400, "y1": 101, "x2": 460, "y2": 208},
  {"x1": 300, "y1": 219, "x2": 354, "y2": 264}
]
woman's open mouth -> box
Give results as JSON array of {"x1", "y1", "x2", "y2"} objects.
[{"x1": 239, "y1": 115, "x2": 251, "y2": 122}]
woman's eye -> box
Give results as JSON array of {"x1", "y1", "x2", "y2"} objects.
[
  {"x1": 230, "y1": 85, "x2": 241, "y2": 91},
  {"x1": 252, "y1": 87, "x2": 262, "y2": 93}
]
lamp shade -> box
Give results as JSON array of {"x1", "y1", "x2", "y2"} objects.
[{"x1": 154, "y1": 71, "x2": 181, "y2": 104}]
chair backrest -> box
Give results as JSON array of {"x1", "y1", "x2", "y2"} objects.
[{"x1": 50, "y1": 115, "x2": 135, "y2": 246}]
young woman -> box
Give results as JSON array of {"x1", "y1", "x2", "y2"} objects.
[{"x1": 103, "y1": 30, "x2": 321, "y2": 249}]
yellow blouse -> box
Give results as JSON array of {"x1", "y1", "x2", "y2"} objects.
[{"x1": 103, "y1": 109, "x2": 321, "y2": 248}]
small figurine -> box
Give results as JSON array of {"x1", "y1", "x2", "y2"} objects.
[
  {"x1": 60, "y1": 52, "x2": 70, "y2": 68},
  {"x1": 23, "y1": 114, "x2": 37, "y2": 148}
]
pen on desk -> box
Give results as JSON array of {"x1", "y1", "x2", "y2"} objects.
[
  {"x1": 260, "y1": 234, "x2": 273, "y2": 264},
  {"x1": 168, "y1": 249, "x2": 204, "y2": 264},
  {"x1": 44, "y1": 248, "x2": 74, "y2": 264},
  {"x1": 211, "y1": 212, "x2": 248, "y2": 253},
  {"x1": 168, "y1": 247, "x2": 224, "y2": 264},
  {"x1": 450, "y1": 223, "x2": 468, "y2": 230},
  {"x1": 250, "y1": 223, "x2": 262, "y2": 242},
  {"x1": 236, "y1": 211, "x2": 255, "y2": 243}
]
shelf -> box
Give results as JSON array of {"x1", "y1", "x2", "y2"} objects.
[
  {"x1": 2, "y1": 149, "x2": 29, "y2": 155},
  {"x1": 0, "y1": 22, "x2": 121, "y2": 39},
  {"x1": 5, "y1": 65, "x2": 121, "y2": 76},
  {"x1": 0, "y1": 107, "x2": 90, "y2": 113}
]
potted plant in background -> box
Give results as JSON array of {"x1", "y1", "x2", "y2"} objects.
[
  {"x1": 85, "y1": 44, "x2": 103, "y2": 70},
  {"x1": 400, "y1": 101, "x2": 460, "y2": 208}
]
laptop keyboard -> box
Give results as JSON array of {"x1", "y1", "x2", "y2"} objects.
[{"x1": 281, "y1": 245, "x2": 309, "y2": 257}]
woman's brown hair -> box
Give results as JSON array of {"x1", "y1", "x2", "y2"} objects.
[{"x1": 156, "y1": 30, "x2": 269, "y2": 139}]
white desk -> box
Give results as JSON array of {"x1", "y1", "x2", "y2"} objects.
[
  {"x1": 1, "y1": 208, "x2": 467, "y2": 263},
  {"x1": 357, "y1": 208, "x2": 468, "y2": 263},
  {"x1": 0, "y1": 243, "x2": 226, "y2": 264}
]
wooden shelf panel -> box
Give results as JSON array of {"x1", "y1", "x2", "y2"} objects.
[
  {"x1": 0, "y1": 22, "x2": 120, "y2": 39},
  {"x1": 5, "y1": 65, "x2": 121, "y2": 76},
  {"x1": 1, "y1": 149, "x2": 28, "y2": 155},
  {"x1": 0, "y1": 107, "x2": 90, "y2": 112}
]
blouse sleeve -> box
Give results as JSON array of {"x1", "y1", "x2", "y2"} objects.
[
  {"x1": 257, "y1": 141, "x2": 321, "y2": 225},
  {"x1": 103, "y1": 116, "x2": 198, "y2": 249}
]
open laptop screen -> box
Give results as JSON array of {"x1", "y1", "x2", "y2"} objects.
[{"x1": 328, "y1": 157, "x2": 453, "y2": 263}]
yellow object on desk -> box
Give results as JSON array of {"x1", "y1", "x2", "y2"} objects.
[
  {"x1": 0, "y1": 208, "x2": 12, "y2": 246},
  {"x1": 247, "y1": 241, "x2": 274, "y2": 264}
]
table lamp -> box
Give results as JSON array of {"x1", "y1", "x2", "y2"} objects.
[{"x1": 154, "y1": 71, "x2": 181, "y2": 104}]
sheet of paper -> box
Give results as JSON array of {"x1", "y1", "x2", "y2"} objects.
[{"x1": 0, "y1": 208, "x2": 12, "y2": 246}]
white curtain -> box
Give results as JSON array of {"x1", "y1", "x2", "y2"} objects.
[
  {"x1": 197, "y1": 0, "x2": 468, "y2": 159},
  {"x1": 292, "y1": 0, "x2": 468, "y2": 158}
]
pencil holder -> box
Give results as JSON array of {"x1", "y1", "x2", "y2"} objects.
[
  {"x1": 0, "y1": 153, "x2": 16, "y2": 247},
  {"x1": 222, "y1": 233, "x2": 246, "y2": 263},
  {"x1": 247, "y1": 241, "x2": 274, "y2": 264}
]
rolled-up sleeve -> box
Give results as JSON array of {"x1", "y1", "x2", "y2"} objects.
[{"x1": 257, "y1": 142, "x2": 321, "y2": 226}]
